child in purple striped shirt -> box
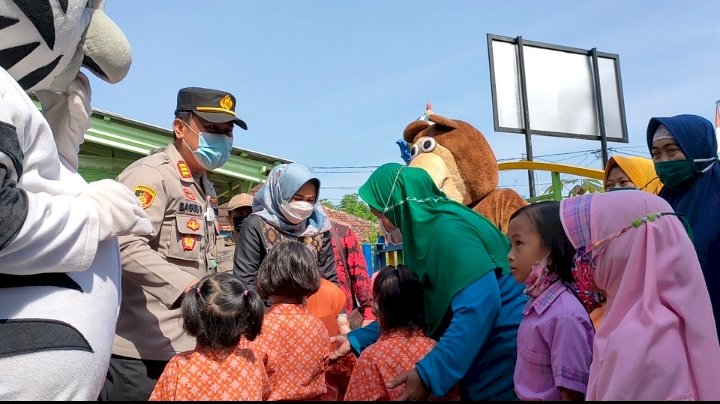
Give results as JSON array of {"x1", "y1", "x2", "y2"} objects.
[{"x1": 506, "y1": 201, "x2": 594, "y2": 401}]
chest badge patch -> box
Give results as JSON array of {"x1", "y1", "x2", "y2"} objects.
[
  {"x1": 182, "y1": 188, "x2": 196, "y2": 201},
  {"x1": 181, "y1": 235, "x2": 196, "y2": 251},
  {"x1": 186, "y1": 218, "x2": 200, "y2": 231},
  {"x1": 134, "y1": 185, "x2": 157, "y2": 209},
  {"x1": 177, "y1": 161, "x2": 192, "y2": 180}
]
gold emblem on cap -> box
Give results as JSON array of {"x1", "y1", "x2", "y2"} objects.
[{"x1": 220, "y1": 95, "x2": 233, "y2": 111}]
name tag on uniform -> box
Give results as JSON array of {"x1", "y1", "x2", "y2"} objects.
[
  {"x1": 205, "y1": 206, "x2": 216, "y2": 222},
  {"x1": 179, "y1": 201, "x2": 203, "y2": 215}
]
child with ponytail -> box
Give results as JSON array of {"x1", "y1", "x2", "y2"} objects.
[{"x1": 149, "y1": 272, "x2": 267, "y2": 401}]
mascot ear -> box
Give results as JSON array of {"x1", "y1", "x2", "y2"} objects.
[
  {"x1": 403, "y1": 120, "x2": 430, "y2": 142},
  {"x1": 428, "y1": 114, "x2": 459, "y2": 129}
]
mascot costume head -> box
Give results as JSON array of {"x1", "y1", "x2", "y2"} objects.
[
  {"x1": 0, "y1": 1, "x2": 152, "y2": 400},
  {"x1": 403, "y1": 112, "x2": 528, "y2": 233}
]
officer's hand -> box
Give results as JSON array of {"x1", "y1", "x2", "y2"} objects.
[{"x1": 80, "y1": 179, "x2": 155, "y2": 240}]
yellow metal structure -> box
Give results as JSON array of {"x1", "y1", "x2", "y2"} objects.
[{"x1": 498, "y1": 160, "x2": 604, "y2": 180}]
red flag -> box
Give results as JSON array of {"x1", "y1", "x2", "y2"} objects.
[{"x1": 716, "y1": 100, "x2": 720, "y2": 129}]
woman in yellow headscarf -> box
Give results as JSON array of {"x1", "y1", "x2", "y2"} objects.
[{"x1": 603, "y1": 156, "x2": 663, "y2": 195}]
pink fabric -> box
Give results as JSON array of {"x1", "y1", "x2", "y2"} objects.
[{"x1": 560, "y1": 191, "x2": 720, "y2": 400}]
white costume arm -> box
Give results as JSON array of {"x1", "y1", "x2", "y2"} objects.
[
  {"x1": 0, "y1": 69, "x2": 152, "y2": 275},
  {"x1": 35, "y1": 73, "x2": 92, "y2": 171}
]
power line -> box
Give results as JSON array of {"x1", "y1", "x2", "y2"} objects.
[
  {"x1": 312, "y1": 170, "x2": 376, "y2": 174},
  {"x1": 312, "y1": 165, "x2": 381, "y2": 169},
  {"x1": 611, "y1": 150, "x2": 646, "y2": 157},
  {"x1": 312, "y1": 146, "x2": 648, "y2": 170}
]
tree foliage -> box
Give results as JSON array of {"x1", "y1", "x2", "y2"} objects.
[
  {"x1": 541, "y1": 177, "x2": 604, "y2": 198},
  {"x1": 322, "y1": 193, "x2": 379, "y2": 242},
  {"x1": 324, "y1": 193, "x2": 375, "y2": 221}
]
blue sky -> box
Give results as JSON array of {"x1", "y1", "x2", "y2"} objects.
[{"x1": 90, "y1": 1, "x2": 720, "y2": 203}]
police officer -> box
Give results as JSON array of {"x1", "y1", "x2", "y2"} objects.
[
  {"x1": 100, "y1": 87, "x2": 247, "y2": 401},
  {"x1": 215, "y1": 192, "x2": 253, "y2": 273}
]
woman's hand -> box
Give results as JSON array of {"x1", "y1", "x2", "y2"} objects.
[
  {"x1": 329, "y1": 334, "x2": 351, "y2": 360},
  {"x1": 387, "y1": 368, "x2": 430, "y2": 401}
]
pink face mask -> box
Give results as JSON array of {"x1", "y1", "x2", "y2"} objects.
[
  {"x1": 523, "y1": 252, "x2": 557, "y2": 299},
  {"x1": 572, "y1": 211, "x2": 674, "y2": 312}
]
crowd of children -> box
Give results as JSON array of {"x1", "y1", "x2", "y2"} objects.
[{"x1": 145, "y1": 113, "x2": 720, "y2": 401}]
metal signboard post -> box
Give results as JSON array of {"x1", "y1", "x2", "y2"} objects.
[{"x1": 487, "y1": 34, "x2": 628, "y2": 197}]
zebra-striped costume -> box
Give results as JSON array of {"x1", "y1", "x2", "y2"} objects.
[{"x1": 0, "y1": 1, "x2": 137, "y2": 399}]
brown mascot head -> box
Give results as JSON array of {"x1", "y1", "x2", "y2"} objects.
[{"x1": 404, "y1": 114, "x2": 498, "y2": 206}]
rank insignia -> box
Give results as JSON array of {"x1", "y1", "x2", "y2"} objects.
[
  {"x1": 177, "y1": 161, "x2": 192, "y2": 180},
  {"x1": 220, "y1": 94, "x2": 233, "y2": 111},
  {"x1": 187, "y1": 218, "x2": 200, "y2": 231},
  {"x1": 133, "y1": 185, "x2": 157, "y2": 209},
  {"x1": 182, "y1": 188, "x2": 196, "y2": 201},
  {"x1": 181, "y1": 235, "x2": 196, "y2": 251}
]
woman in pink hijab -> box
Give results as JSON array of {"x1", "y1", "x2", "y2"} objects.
[{"x1": 560, "y1": 190, "x2": 720, "y2": 400}]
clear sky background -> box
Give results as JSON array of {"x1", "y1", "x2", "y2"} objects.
[{"x1": 89, "y1": 1, "x2": 720, "y2": 203}]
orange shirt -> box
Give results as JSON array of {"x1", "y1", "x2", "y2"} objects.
[
  {"x1": 149, "y1": 346, "x2": 269, "y2": 401},
  {"x1": 240, "y1": 303, "x2": 330, "y2": 401},
  {"x1": 306, "y1": 278, "x2": 347, "y2": 337},
  {"x1": 307, "y1": 279, "x2": 356, "y2": 401},
  {"x1": 344, "y1": 328, "x2": 460, "y2": 401}
]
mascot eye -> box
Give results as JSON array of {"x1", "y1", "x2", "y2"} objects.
[
  {"x1": 410, "y1": 144, "x2": 420, "y2": 158},
  {"x1": 421, "y1": 138, "x2": 436, "y2": 153}
]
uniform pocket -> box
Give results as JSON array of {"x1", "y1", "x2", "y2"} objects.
[
  {"x1": 518, "y1": 345, "x2": 553, "y2": 375},
  {"x1": 166, "y1": 214, "x2": 206, "y2": 262}
]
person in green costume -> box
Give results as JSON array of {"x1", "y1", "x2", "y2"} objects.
[{"x1": 332, "y1": 163, "x2": 526, "y2": 400}]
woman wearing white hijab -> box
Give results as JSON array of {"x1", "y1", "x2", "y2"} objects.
[{"x1": 233, "y1": 163, "x2": 337, "y2": 292}]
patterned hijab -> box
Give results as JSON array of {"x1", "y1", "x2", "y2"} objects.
[
  {"x1": 560, "y1": 191, "x2": 720, "y2": 400},
  {"x1": 252, "y1": 163, "x2": 331, "y2": 237},
  {"x1": 358, "y1": 163, "x2": 511, "y2": 337},
  {"x1": 604, "y1": 155, "x2": 663, "y2": 195}
]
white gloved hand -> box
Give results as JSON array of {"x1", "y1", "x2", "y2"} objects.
[
  {"x1": 35, "y1": 72, "x2": 92, "y2": 171},
  {"x1": 80, "y1": 179, "x2": 155, "y2": 241}
]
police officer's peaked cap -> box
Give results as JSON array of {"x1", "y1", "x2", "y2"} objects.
[{"x1": 175, "y1": 87, "x2": 247, "y2": 130}]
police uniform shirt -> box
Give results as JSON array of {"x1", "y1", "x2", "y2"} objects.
[
  {"x1": 112, "y1": 143, "x2": 220, "y2": 361},
  {"x1": 215, "y1": 235, "x2": 235, "y2": 273}
]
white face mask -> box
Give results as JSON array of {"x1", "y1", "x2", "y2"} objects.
[
  {"x1": 279, "y1": 200, "x2": 314, "y2": 224},
  {"x1": 378, "y1": 218, "x2": 403, "y2": 244}
]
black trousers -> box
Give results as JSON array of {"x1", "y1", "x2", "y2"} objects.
[{"x1": 98, "y1": 354, "x2": 168, "y2": 401}]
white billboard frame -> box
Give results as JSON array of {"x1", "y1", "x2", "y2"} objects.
[{"x1": 487, "y1": 34, "x2": 629, "y2": 143}]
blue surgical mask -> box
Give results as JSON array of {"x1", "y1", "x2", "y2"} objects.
[{"x1": 183, "y1": 122, "x2": 233, "y2": 170}]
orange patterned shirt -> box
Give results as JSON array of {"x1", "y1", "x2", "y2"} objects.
[
  {"x1": 344, "y1": 328, "x2": 460, "y2": 401},
  {"x1": 149, "y1": 346, "x2": 269, "y2": 401},
  {"x1": 240, "y1": 303, "x2": 330, "y2": 401}
]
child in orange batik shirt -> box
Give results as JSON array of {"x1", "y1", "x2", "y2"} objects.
[
  {"x1": 149, "y1": 273, "x2": 268, "y2": 401},
  {"x1": 240, "y1": 240, "x2": 331, "y2": 401},
  {"x1": 344, "y1": 265, "x2": 460, "y2": 401}
]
